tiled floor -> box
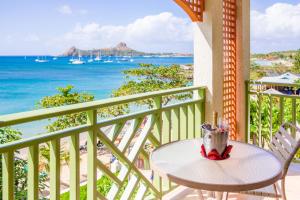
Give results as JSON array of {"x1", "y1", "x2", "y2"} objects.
[{"x1": 164, "y1": 163, "x2": 300, "y2": 200}]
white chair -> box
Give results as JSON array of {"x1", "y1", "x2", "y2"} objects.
[{"x1": 232, "y1": 123, "x2": 300, "y2": 200}]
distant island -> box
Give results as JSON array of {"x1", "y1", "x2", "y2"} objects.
[{"x1": 61, "y1": 42, "x2": 193, "y2": 57}]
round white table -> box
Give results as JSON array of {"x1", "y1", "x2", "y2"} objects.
[{"x1": 150, "y1": 139, "x2": 283, "y2": 199}]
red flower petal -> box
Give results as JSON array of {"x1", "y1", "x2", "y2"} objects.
[
  {"x1": 208, "y1": 149, "x2": 222, "y2": 160},
  {"x1": 201, "y1": 144, "x2": 207, "y2": 157},
  {"x1": 222, "y1": 145, "x2": 233, "y2": 158}
]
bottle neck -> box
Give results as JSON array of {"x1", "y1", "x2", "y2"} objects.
[{"x1": 212, "y1": 112, "x2": 218, "y2": 129}]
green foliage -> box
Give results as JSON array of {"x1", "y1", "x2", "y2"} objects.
[
  {"x1": 294, "y1": 78, "x2": 300, "y2": 84},
  {"x1": 0, "y1": 128, "x2": 22, "y2": 198},
  {"x1": 249, "y1": 97, "x2": 280, "y2": 145},
  {"x1": 0, "y1": 127, "x2": 22, "y2": 143},
  {"x1": 0, "y1": 128, "x2": 47, "y2": 199},
  {"x1": 38, "y1": 85, "x2": 94, "y2": 132},
  {"x1": 60, "y1": 173, "x2": 136, "y2": 200},
  {"x1": 250, "y1": 96, "x2": 300, "y2": 158},
  {"x1": 112, "y1": 63, "x2": 191, "y2": 107},
  {"x1": 252, "y1": 50, "x2": 298, "y2": 60},
  {"x1": 293, "y1": 49, "x2": 300, "y2": 73},
  {"x1": 250, "y1": 61, "x2": 260, "y2": 70},
  {"x1": 60, "y1": 175, "x2": 115, "y2": 200}
]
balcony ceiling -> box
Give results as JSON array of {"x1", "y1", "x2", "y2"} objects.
[{"x1": 173, "y1": 0, "x2": 205, "y2": 22}]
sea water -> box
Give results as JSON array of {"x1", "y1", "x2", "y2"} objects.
[{"x1": 0, "y1": 56, "x2": 193, "y2": 137}]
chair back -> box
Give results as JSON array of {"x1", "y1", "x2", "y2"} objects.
[{"x1": 269, "y1": 123, "x2": 300, "y2": 178}]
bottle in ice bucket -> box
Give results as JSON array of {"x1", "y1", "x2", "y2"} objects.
[{"x1": 202, "y1": 112, "x2": 229, "y2": 155}]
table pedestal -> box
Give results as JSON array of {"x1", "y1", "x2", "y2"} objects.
[{"x1": 198, "y1": 191, "x2": 224, "y2": 200}]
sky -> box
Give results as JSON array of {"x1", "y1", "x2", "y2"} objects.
[{"x1": 0, "y1": 0, "x2": 299, "y2": 55}]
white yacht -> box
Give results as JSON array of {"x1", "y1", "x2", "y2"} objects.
[
  {"x1": 71, "y1": 52, "x2": 85, "y2": 65},
  {"x1": 104, "y1": 60, "x2": 113, "y2": 63},
  {"x1": 94, "y1": 51, "x2": 102, "y2": 61},
  {"x1": 69, "y1": 56, "x2": 75, "y2": 62},
  {"x1": 120, "y1": 57, "x2": 129, "y2": 61},
  {"x1": 35, "y1": 56, "x2": 49, "y2": 63},
  {"x1": 87, "y1": 53, "x2": 94, "y2": 63},
  {"x1": 71, "y1": 59, "x2": 85, "y2": 64}
]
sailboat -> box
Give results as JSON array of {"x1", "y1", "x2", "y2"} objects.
[
  {"x1": 69, "y1": 56, "x2": 75, "y2": 62},
  {"x1": 120, "y1": 57, "x2": 129, "y2": 62},
  {"x1": 104, "y1": 56, "x2": 113, "y2": 63},
  {"x1": 129, "y1": 52, "x2": 134, "y2": 62},
  {"x1": 94, "y1": 51, "x2": 102, "y2": 61},
  {"x1": 87, "y1": 52, "x2": 94, "y2": 63},
  {"x1": 71, "y1": 51, "x2": 85, "y2": 65},
  {"x1": 104, "y1": 59, "x2": 113, "y2": 63},
  {"x1": 35, "y1": 56, "x2": 49, "y2": 63}
]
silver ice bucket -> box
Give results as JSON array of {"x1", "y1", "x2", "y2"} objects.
[{"x1": 202, "y1": 125, "x2": 229, "y2": 155}]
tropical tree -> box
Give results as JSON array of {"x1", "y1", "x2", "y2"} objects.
[
  {"x1": 112, "y1": 63, "x2": 191, "y2": 107},
  {"x1": 39, "y1": 85, "x2": 94, "y2": 132},
  {"x1": 292, "y1": 49, "x2": 300, "y2": 73},
  {"x1": 294, "y1": 78, "x2": 300, "y2": 84}
]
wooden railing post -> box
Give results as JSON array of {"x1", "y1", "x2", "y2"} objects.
[
  {"x1": 279, "y1": 97, "x2": 284, "y2": 124},
  {"x1": 194, "y1": 88, "x2": 205, "y2": 137},
  {"x1": 2, "y1": 151, "x2": 14, "y2": 200},
  {"x1": 153, "y1": 96, "x2": 162, "y2": 198},
  {"x1": 70, "y1": 134, "x2": 80, "y2": 200},
  {"x1": 245, "y1": 82, "x2": 250, "y2": 143},
  {"x1": 87, "y1": 109, "x2": 97, "y2": 200},
  {"x1": 258, "y1": 93, "x2": 262, "y2": 147},
  {"x1": 292, "y1": 98, "x2": 297, "y2": 137},
  {"x1": 50, "y1": 139, "x2": 60, "y2": 200},
  {"x1": 187, "y1": 103, "x2": 195, "y2": 139},
  {"x1": 28, "y1": 144, "x2": 39, "y2": 200}
]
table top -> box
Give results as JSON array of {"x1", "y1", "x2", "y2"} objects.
[{"x1": 150, "y1": 139, "x2": 283, "y2": 192}]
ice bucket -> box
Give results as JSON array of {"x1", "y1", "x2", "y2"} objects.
[{"x1": 202, "y1": 125, "x2": 229, "y2": 155}]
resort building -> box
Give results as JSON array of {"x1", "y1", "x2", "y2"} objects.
[
  {"x1": 257, "y1": 72, "x2": 300, "y2": 95},
  {"x1": 258, "y1": 73, "x2": 300, "y2": 85}
]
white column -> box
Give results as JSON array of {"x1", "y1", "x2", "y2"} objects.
[
  {"x1": 236, "y1": 0, "x2": 250, "y2": 141},
  {"x1": 193, "y1": 0, "x2": 224, "y2": 123}
]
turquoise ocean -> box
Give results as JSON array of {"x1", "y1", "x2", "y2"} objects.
[{"x1": 0, "y1": 56, "x2": 193, "y2": 137}]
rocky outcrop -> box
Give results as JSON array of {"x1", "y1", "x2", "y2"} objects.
[
  {"x1": 62, "y1": 46, "x2": 77, "y2": 56},
  {"x1": 62, "y1": 42, "x2": 145, "y2": 57},
  {"x1": 115, "y1": 42, "x2": 132, "y2": 51}
]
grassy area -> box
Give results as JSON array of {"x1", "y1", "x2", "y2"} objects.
[
  {"x1": 59, "y1": 173, "x2": 136, "y2": 200},
  {"x1": 60, "y1": 175, "x2": 113, "y2": 200}
]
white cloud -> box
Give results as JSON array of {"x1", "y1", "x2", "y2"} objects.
[
  {"x1": 79, "y1": 9, "x2": 88, "y2": 15},
  {"x1": 251, "y1": 3, "x2": 300, "y2": 52},
  {"x1": 57, "y1": 5, "x2": 73, "y2": 15},
  {"x1": 49, "y1": 12, "x2": 193, "y2": 53},
  {"x1": 25, "y1": 34, "x2": 40, "y2": 42}
]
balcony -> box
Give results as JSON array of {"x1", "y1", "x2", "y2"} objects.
[
  {"x1": 1, "y1": 0, "x2": 300, "y2": 199},
  {"x1": 0, "y1": 83, "x2": 299, "y2": 200}
]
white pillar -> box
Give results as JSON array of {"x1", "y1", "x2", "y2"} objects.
[
  {"x1": 193, "y1": 0, "x2": 224, "y2": 123},
  {"x1": 236, "y1": 0, "x2": 250, "y2": 141}
]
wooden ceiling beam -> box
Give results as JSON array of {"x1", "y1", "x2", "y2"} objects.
[{"x1": 173, "y1": 0, "x2": 205, "y2": 22}]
